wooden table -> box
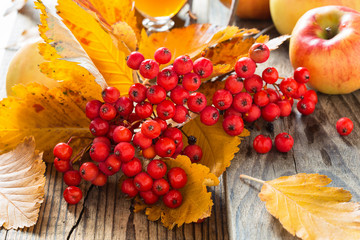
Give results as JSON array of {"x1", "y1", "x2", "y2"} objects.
[{"x1": 1, "y1": 1, "x2": 360, "y2": 239}]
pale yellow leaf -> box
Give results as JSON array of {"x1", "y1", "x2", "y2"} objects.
[
  {"x1": 0, "y1": 137, "x2": 46, "y2": 229},
  {"x1": 252, "y1": 173, "x2": 360, "y2": 240}
]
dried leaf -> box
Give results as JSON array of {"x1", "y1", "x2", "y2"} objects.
[
  {"x1": 56, "y1": 0, "x2": 134, "y2": 92},
  {"x1": 0, "y1": 137, "x2": 46, "y2": 229},
  {"x1": 182, "y1": 116, "x2": 249, "y2": 177},
  {"x1": 134, "y1": 155, "x2": 219, "y2": 229},
  {"x1": 266, "y1": 35, "x2": 291, "y2": 51},
  {"x1": 0, "y1": 80, "x2": 100, "y2": 162},
  {"x1": 243, "y1": 173, "x2": 360, "y2": 240}
]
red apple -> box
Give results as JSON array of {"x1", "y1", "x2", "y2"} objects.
[{"x1": 289, "y1": 6, "x2": 360, "y2": 94}]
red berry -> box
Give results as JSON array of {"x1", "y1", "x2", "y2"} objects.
[
  {"x1": 85, "y1": 100, "x2": 102, "y2": 120},
  {"x1": 80, "y1": 162, "x2": 99, "y2": 181},
  {"x1": 127, "y1": 51, "x2": 145, "y2": 70},
  {"x1": 212, "y1": 89, "x2": 233, "y2": 110},
  {"x1": 244, "y1": 74, "x2": 263, "y2": 93},
  {"x1": 102, "y1": 87, "x2": 120, "y2": 103},
  {"x1": 93, "y1": 136, "x2": 111, "y2": 147},
  {"x1": 89, "y1": 118, "x2": 109, "y2": 136},
  {"x1": 103, "y1": 154, "x2": 122, "y2": 175},
  {"x1": 248, "y1": 43, "x2": 270, "y2": 63},
  {"x1": 156, "y1": 100, "x2": 176, "y2": 120},
  {"x1": 63, "y1": 170, "x2": 81, "y2": 186},
  {"x1": 133, "y1": 132, "x2": 152, "y2": 149},
  {"x1": 253, "y1": 135, "x2": 272, "y2": 154},
  {"x1": 170, "y1": 85, "x2": 190, "y2": 105},
  {"x1": 222, "y1": 115, "x2": 244, "y2": 136},
  {"x1": 200, "y1": 106, "x2": 219, "y2": 126},
  {"x1": 294, "y1": 67, "x2": 310, "y2": 84},
  {"x1": 275, "y1": 132, "x2": 294, "y2": 153},
  {"x1": 277, "y1": 100, "x2": 292, "y2": 117},
  {"x1": 182, "y1": 72, "x2": 201, "y2": 91},
  {"x1": 232, "y1": 92, "x2": 253, "y2": 113},
  {"x1": 129, "y1": 83, "x2": 147, "y2": 103},
  {"x1": 253, "y1": 90, "x2": 270, "y2": 107},
  {"x1": 336, "y1": 117, "x2": 353, "y2": 136},
  {"x1": 172, "y1": 105, "x2": 189, "y2": 123},
  {"x1": 163, "y1": 189, "x2": 183, "y2": 208},
  {"x1": 106, "y1": 124, "x2": 117, "y2": 141},
  {"x1": 121, "y1": 178, "x2": 138, "y2": 198},
  {"x1": 154, "y1": 47, "x2": 171, "y2": 64},
  {"x1": 193, "y1": 57, "x2": 213, "y2": 78},
  {"x1": 152, "y1": 179, "x2": 170, "y2": 196},
  {"x1": 172, "y1": 141, "x2": 184, "y2": 159},
  {"x1": 280, "y1": 78, "x2": 298, "y2": 97},
  {"x1": 140, "y1": 190, "x2": 159, "y2": 205},
  {"x1": 134, "y1": 172, "x2": 153, "y2": 191},
  {"x1": 154, "y1": 117, "x2": 168, "y2": 132},
  {"x1": 114, "y1": 142, "x2": 135, "y2": 162},
  {"x1": 297, "y1": 98, "x2": 315, "y2": 115},
  {"x1": 147, "y1": 159, "x2": 167, "y2": 179},
  {"x1": 187, "y1": 92, "x2": 207, "y2": 112},
  {"x1": 235, "y1": 57, "x2": 256, "y2": 78},
  {"x1": 173, "y1": 55, "x2": 193, "y2": 75},
  {"x1": 225, "y1": 75, "x2": 243, "y2": 94},
  {"x1": 243, "y1": 105, "x2": 261, "y2": 122},
  {"x1": 262, "y1": 67, "x2": 278, "y2": 84},
  {"x1": 99, "y1": 103, "x2": 117, "y2": 121},
  {"x1": 135, "y1": 101, "x2": 153, "y2": 119},
  {"x1": 292, "y1": 83, "x2": 307, "y2": 99},
  {"x1": 92, "y1": 172, "x2": 107, "y2": 186},
  {"x1": 303, "y1": 90, "x2": 318, "y2": 104},
  {"x1": 163, "y1": 127, "x2": 183, "y2": 146},
  {"x1": 89, "y1": 142, "x2": 110, "y2": 162},
  {"x1": 157, "y1": 66, "x2": 179, "y2": 91},
  {"x1": 63, "y1": 186, "x2": 83, "y2": 204},
  {"x1": 121, "y1": 157, "x2": 142, "y2": 177},
  {"x1": 224, "y1": 107, "x2": 242, "y2": 119},
  {"x1": 113, "y1": 126, "x2": 132, "y2": 143},
  {"x1": 54, "y1": 158, "x2": 71, "y2": 172},
  {"x1": 266, "y1": 89, "x2": 280, "y2": 103},
  {"x1": 141, "y1": 120, "x2": 161, "y2": 139},
  {"x1": 139, "y1": 59, "x2": 159, "y2": 79},
  {"x1": 261, "y1": 103, "x2": 281, "y2": 122},
  {"x1": 142, "y1": 145, "x2": 156, "y2": 159},
  {"x1": 53, "y1": 143, "x2": 73, "y2": 161},
  {"x1": 183, "y1": 144, "x2": 203, "y2": 163},
  {"x1": 168, "y1": 167, "x2": 187, "y2": 189},
  {"x1": 115, "y1": 97, "x2": 133, "y2": 117},
  {"x1": 155, "y1": 137, "x2": 176, "y2": 157},
  {"x1": 146, "y1": 85, "x2": 166, "y2": 104}
]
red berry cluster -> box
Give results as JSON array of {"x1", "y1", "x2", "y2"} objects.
[{"x1": 53, "y1": 85, "x2": 196, "y2": 207}]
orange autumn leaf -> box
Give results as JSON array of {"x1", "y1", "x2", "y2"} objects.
[
  {"x1": 134, "y1": 155, "x2": 219, "y2": 229},
  {"x1": 0, "y1": 137, "x2": 46, "y2": 229},
  {"x1": 241, "y1": 173, "x2": 360, "y2": 240},
  {"x1": 56, "y1": 0, "x2": 134, "y2": 92}
]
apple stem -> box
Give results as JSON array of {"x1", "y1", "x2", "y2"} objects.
[{"x1": 239, "y1": 174, "x2": 265, "y2": 184}]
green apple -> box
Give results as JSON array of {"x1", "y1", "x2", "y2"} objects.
[
  {"x1": 270, "y1": 0, "x2": 360, "y2": 35},
  {"x1": 289, "y1": 6, "x2": 360, "y2": 94}
]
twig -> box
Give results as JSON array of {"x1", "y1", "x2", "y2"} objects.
[{"x1": 239, "y1": 174, "x2": 265, "y2": 184}]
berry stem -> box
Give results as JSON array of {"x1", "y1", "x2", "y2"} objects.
[
  {"x1": 70, "y1": 142, "x2": 92, "y2": 164},
  {"x1": 239, "y1": 174, "x2": 265, "y2": 184},
  {"x1": 179, "y1": 127, "x2": 189, "y2": 138},
  {"x1": 67, "y1": 136, "x2": 93, "y2": 144},
  {"x1": 278, "y1": 77, "x2": 285, "y2": 80}
]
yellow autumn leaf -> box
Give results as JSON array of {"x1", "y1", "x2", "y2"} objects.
[
  {"x1": 0, "y1": 137, "x2": 46, "y2": 229},
  {"x1": 134, "y1": 155, "x2": 219, "y2": 229},
  {"x1": 0, "y1": 79, "x2": 100, "y2": 162},
  {"x1": 182, "y1": 116, "x2": 249, "y2": 177},
  {"x1": 241, "y1": 173, "x2": 360, "y2": 240},
  {"x1": 56, "y1": 0, "x2": 134, "y2": 92}
]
